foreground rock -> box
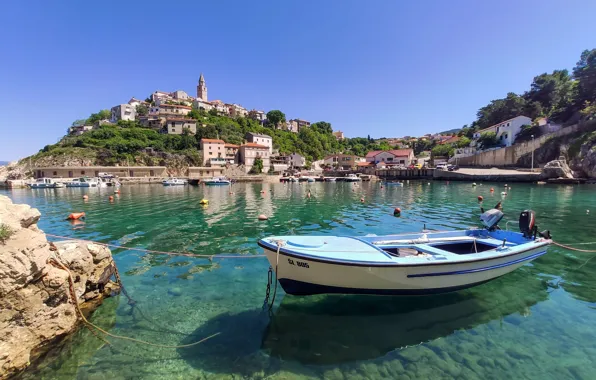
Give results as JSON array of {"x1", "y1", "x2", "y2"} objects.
[
  {"x1": 540, "y1": 158, "x2": 574, "y2": 179},
  {"x1": 0, "y1": 195, "x2": 119, "y2": 379}
]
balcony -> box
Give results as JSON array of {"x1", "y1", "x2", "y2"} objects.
[{"x1": 209, "y1": 158, "x2": 227, "y2": 167}]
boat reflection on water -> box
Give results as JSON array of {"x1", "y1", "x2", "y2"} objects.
[
  {"x1": 179, "y1": 272, "x2": 550, "y2": 378},
  {"x1": 261, "y1": 276, "x2": 550, "y2": 366}
]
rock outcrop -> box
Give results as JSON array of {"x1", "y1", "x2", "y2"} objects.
[
  {"x1": 0, "y1": 195, "x2": 119, "y2": 379},
  {"x1": 540, "y1": 159, "x2": 575, "y2": 179}
]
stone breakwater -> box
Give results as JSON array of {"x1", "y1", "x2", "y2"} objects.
[{"x1": 0, "y1": 195, "x2": 119, "y2": 379}]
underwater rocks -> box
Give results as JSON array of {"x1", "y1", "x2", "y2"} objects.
[{"x1": 0, "y1": 195, "x2": 119, "y2": 379}]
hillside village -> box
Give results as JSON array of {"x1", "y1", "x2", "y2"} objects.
[{"x1": 3, "y1": 46, "x2": 596, "y2": 181}]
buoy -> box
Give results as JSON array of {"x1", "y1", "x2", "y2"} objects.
[
  {"x1": 114, "y1": 189, "x2": 120, "y2": 194},
  {"x1": 82, "y1": 195, "x2": 88, "y2": 201},
  {"x1": 504, "y1": 184, "x2": 508, "y2": 187},
  {"x1": 587, "y1": 210, "x2": 590, "y2": 214},
  {"x1": 427, "y1": 182, "x2": 430, "y2": 185},
  {"x1": 393, "y1": 207, "x2": 401, "y2": 216},
  {"x1": 258, "y1": 214, "x2": 268, "y2": 220},
  {"x1": 490, "y1": 188, "x2": 494, "y2": 192},
  {"x1": 109, "y1": 196, "x2": 114, "y2": 201},
  {"x1": 478, "y1": 195, "x2": 484, "y2": 202},
  {"x1": 472, "y1": 183, "x2": 477, "y2": 187},
  {"x1": 66, "y1": 212, "x2": 85, "y2": 220},
  {"x1": 199, "y1": 199, "x2": 209, "y2": 205},
  {"x1": 501, "y1": 192, "x2": 507, "y2": 196}
]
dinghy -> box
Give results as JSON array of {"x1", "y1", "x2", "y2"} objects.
[{"x1": 258, "y1": 208, "x2": 552, "y2": 296}]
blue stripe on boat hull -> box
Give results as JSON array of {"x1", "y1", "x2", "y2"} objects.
[
  {"x1": 279, "y1": 278, "x2": 494, "y2": 296},
  {"x1": 407, "y1": 250, "x2": 547, "y2": 278}
]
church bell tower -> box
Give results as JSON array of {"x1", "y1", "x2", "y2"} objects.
[{"x1": 197, "y1": 73, "x2": 208, "y2": 101}]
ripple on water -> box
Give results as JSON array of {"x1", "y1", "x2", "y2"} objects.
[{"x1": 4, "y1": 182, "x2": 596, "y2": 380}]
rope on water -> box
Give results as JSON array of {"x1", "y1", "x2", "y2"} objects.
[
  {"x1": 553, "y1": 241, "x2": 596, "y2": 253},
  {"x1": 45, "y1": 233, "x2": 266, "y2": 259},
  {"x1": 47, "y1": 252, "x2": 220, "y2": 348}
]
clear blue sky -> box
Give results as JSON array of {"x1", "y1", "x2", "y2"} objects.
[{"x1": 1, "y1": 0, "x2": 595, "y2": 161}]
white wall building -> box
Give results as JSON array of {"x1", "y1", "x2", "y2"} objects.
[
  {"x1": 472, "y1": 116, "x2": 532, "y2": 147},
  {"x1": 245, "y1": 132, "x2": 272, "y2": 153},
  {"x1": 289, "y1": 153, "x2": 306, "y2": 168},
  {"x1": 239, "y1": 143, "x2": 270, "y2": 173},
  {"x1": 110, "y1": 104, "x2": 137, "y2": 122}
]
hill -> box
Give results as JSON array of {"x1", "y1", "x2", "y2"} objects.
[
  {"x1": 439, "y1": 128, "x2": 460, "y2": 135},
  {"x1": 0, "y1": 161, "x2": 9, "y2": 166},
  {"x1": 26, "y1": 110, "x2": 394, "y2": 168}
]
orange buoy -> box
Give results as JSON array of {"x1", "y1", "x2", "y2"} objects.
[
  {"x1": 109, "y1": 196, "x2": 114, "y2": 201},
  {"x1": 258, "y1": 214, "x2": 268, "y2": 220},
  {"x1": 490, "y1": 188, "x2": 494, "y2": 192},
  {"x1": 393, "y1": 207, "x2": 401, "y2": 216},
  {"x1": 66, "y1": 212, "x2": 85, "y2": 220},
  {"x1": 478, "y1": 195, "x2": 484, "y2": 202},
  {"x1": 114, "y1": 189, "x2": 120, "y2": 194}
]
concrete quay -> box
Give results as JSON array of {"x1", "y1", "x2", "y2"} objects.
[{"x1": 434, "y1": 168, "x2": 541, "y2": 182}]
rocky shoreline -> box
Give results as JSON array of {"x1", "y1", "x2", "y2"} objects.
[{"x1": 0, "y1": 195, "x2": 120, "y2": 379}]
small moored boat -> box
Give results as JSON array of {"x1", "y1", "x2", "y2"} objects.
[
  {"x1": 259, "y1": 209, "x2": 552, "y2": 296},
  {"x1": 30, "y1": 178, "x2": 65, "y2": 189},
  {"x1": 203, "y1": 177, "x2": 231, "y2": 185},
  {"x1": 324, "y1": 177, "x2": 337, "y2": 182},
  {"x1": 66, "y1": 177, "x2": 99, "y2": 188},
  {"x1": 344, "y1": 174, "x2": 361, "y2": 182},
  {"x1": 162, "y1": 178, "x2": 186, "y2": 186}
]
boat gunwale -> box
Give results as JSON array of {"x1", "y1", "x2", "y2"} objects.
[{"x1": 257, "y1": 238, "x2": 551, "y2": 268}]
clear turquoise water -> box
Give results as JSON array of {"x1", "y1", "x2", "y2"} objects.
[{"x1": 3, "y1": 181, "x2": 596, "y2": 380}]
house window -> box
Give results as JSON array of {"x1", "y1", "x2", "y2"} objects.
[
  {"x1": 81, "y1": 171, "x2": 85, "y2": 175},
  {"x1": 505, "y1": 134, "x2": 508, "y2": 139},
  {"x1": 68, "y1": 171, "x2": 73, "y2": 178},
  {"x1": 53, "y1": 171, "x2": 57, "y2": 175}
]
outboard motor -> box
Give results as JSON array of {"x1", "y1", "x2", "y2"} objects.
[
  {"x1": 519, "y1": 210, "x2": 536, "y2": 238},
  {"x1": 480, "y1": 209, "x2": 504, "y2": 231}
]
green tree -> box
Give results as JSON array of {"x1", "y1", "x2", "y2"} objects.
[
  {"x1": 573, "y1": 49, "x2": 596, "y2": 104},
  {"x1": 71, "y1": 119, "x2": 88, "y2": 126},
  {"x1": 266, "y1": 110, "x2": 286, "y2": 128},
  {"x1": 136, "y1": 104, "x2": 149, "y2": 117},
  {"x1": 456, "y1": 136, "x2": 471, "y2": 148},
  {"x1": 431, "y1": 144, "x2": 453, "y2": 158},
  {"x1": 310, "y1": 121, "x2": 332, "y2": 135},
  {"x1": 250, "y1": 157, "x2": 264, "y2": 174},
  {"x1": 477, "y1": 132, "x2": 499, "y2": 149}
]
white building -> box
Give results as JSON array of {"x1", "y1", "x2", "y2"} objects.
[
  {"x1": 163, "y1": 118, "x2": 196, "y2": 134},
  {"x1": 193, "y1": 99, "x2": 214, "y2": 111},
  {"x1": 239, "y1": 143, "x2": 270, "y2": 173},
  {"x1": 228, "y1": 103, "x2": 248, "y2": 117},
  {"x1": 245, "y1": 132, "x2": 272, "y2": 153},
  {"x1": 110, "y1": 104, "x2": 137, "y2": 122},
  {"x1": 365, "y1": 149, "x2": 415, "y2": 167},
  {"x1": 289, "y1": 153, "x2": 306, "y2": 168},
  {"x1": 472, "y1": 116, "x2": 532, "y2": 147}
]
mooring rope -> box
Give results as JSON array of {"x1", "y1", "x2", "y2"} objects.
[
  {"x1": 553, "y1": 241, "x2": 596, "y2": 253},
  {"x1": 45, "y1": 233, "x2": 266, "y2": 259},
  {"x1": 47, "y1": 252, "x2": 220, "y2": 348}
]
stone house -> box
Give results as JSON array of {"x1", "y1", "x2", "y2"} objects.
[
  {"x1": 200, "y1": 138, "x2": 226, "y2": 166},
  {"x1": 239, "y1": 143, "x2": 270, "y2": 173},
  {"x1": 245, "y1": 132, "x2": 272, "y2": 153},
  {"x1": 110, "y1": 104, "x2": 136, "y2": 122}
]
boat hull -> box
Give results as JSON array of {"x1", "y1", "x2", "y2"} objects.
[{"x1": 261, "y1": 245, "x2": 547, "y2": 296}]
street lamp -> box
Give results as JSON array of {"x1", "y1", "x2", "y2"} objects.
[{"x1": 531, "y1": 135, "x2": 535, "y2": 172}]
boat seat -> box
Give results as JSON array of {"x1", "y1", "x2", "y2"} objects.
[{"x1": 383, "y1": 247, "x2": 424, "y2": 258}]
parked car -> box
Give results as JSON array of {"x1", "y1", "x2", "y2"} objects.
[
  {"x1": 435, "y1": 164, "x2": 447, "y2": 170},
  {"x1": 447, "y1": 164, "x2": 459, "y2": 171}
]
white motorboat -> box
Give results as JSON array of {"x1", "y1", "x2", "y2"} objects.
[
  {"x1": 66, "y1": 177, "x2": 99, "y2": 188},
  {"x1": 162, "y1": 178, "x2": 186, "y2": 186},
  {"x1": 259, "y1": 209, "x2": 552, "y2": 296},
  {"x1": 203, "y1": 177, "x2": 231, "y2": 185},
  {"x1": 344, "y1": 174, "x2": 361, "y2": 182},
  {"x1": 30, "y1": 178, "x2": 65, "y2": 189},
  {"x1": 324, "y1": 177, "x2": 337, "y2": 182}
]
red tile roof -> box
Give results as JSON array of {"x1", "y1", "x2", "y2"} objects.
[
  {"x1": 241, "y1": 143, "x2": 269, "y2": 149},
  {"x1": 201, "y1": 138, "x2": 225, "y2": 144},
  {"x1": 388, "y1": 149, "x2": 414, "y2": 157},
  {"x1": 365, "y1": 150, "x2": 383, "y2": 158},
  {"x1": 224, "y1": 144, "x2": 240, "y2": 148}
]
